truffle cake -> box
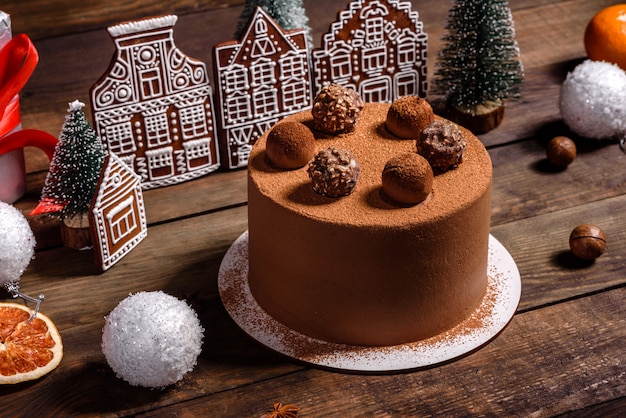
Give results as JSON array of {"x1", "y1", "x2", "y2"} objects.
[{"x1": 247, "y1": 98, "x2": 492, "y2": 347}]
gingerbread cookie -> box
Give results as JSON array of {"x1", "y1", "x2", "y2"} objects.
[
  {"x1": 90, "y1": 15, "x2": 220, "y2": 189},
  {"x1": 89, "y1": 153, "x2": 147, "y2": 272},
  {"x1": 312, "y1": 0, "x2": 428, "y2": 102},
  {"x1": 213, "y1": 6, "x2": 312, "y2": 169}
]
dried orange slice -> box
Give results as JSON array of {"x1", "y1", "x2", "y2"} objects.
[{"x1": 0, "y1": 302, "x2": 63, "y2": 384}]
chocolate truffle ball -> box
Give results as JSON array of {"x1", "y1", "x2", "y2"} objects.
[
  {"x1": 307, "y1": 148, "x2": 360, "y2": 197},
  {"x1": 266, "y1": 121, "x2": 316, "y2": 169},
  {"x1": 312, "y1": 84, "x2": 364, "y2": 135},
  {"x1": 417, "y1": 120, "x2": 466, "y2": 172},
  {"x1": 382, "y1": 153, "x2": 434, "y2": 205},
  {"x1": 386, "y1": 96, "x2": 435, "y2": 139}
]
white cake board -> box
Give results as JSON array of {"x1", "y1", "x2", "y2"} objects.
[{"x1": 218, "y1": 231, "x2": 521, "y2": 373}]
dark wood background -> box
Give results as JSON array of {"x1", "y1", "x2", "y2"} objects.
[{"x1": 2, "y1": 0, "x2": 625, "y2": 416}]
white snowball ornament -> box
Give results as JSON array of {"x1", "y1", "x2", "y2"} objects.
[
  {"x1": 559, "y1": 60, "x2": 626, "y2": 140},
  {"x1": 102, "y1": 291, "x2": 204, "y2": 388},
  {"x1": 0, "y1": 202, "x2": 36, "y2": 288}
]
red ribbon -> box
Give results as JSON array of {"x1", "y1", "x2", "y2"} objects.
[{"x1": 0, "y1": 33, "x2": 57, "y2": 159}]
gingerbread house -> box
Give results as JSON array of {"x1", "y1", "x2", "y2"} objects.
[
  {"x1": 90, "y1": 153, "x2": 147, "y2": 272},
  {"x1": 312, "y1": 0, "x2": 428, "y2": 102},
  {"x1": 90, "y1": 15, "x2": 220, "y2": 189},
  {"x1": 213, "y1": 7, "x2": 312, "y2": 169}
]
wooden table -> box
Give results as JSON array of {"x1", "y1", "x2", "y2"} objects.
[{"x1": 2, "y1": 0, "x2": 625, "y2": 416}]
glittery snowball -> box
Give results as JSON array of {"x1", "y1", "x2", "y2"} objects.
[
  {"x1": 559, "y1": 60, "x2": 626, "y2": 140},
  {"x1": 0, "y1": 202, "x2": 36, "y2": 287},
  {"x1": 308, "y1": 148, "x2": 360, "y2": 197},
  {"x1": 417, "y1": 120, "x2": 466, "y2": 172},
  {"x1": 312, "y1": 83, "x2": 364, "y2": 134},
  {"x1": 102, "y1": 291, "x2": 204, "y2": 389}
]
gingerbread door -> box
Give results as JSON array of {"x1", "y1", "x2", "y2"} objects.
[
  {"x1": 213, "y1": 7, "x2": 312, "y2": 170},
  {"x1": 90, "y1": 15, "x2": 220, "y2": 189},
  {"x1": 312, "y1": 0, "x2": 428, "y2": 102}
]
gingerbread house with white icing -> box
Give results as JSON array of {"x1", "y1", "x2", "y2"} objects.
[
  {"x1": 312, "y1": 0, "x2": 428, "y2": 102},
  {"x1": 213, "y1": 7, "x2": 312, "y2": 169},
  {"x1": 90, "y1": 153, "x2": 147, "y2": 272},
  {"x1": 90, "y1": 15, "x2": 219, "y2": 189}
]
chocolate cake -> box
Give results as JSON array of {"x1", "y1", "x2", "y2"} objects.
[{"x1": 247, "y1": 100, "x2": 492, "y2": 347}]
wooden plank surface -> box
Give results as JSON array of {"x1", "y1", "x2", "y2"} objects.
[
  {"x1": 2, "y1": 0, "x2": 625, "y2": 416},
  {"x1": 134, "y1": 287, "x2": 626, "y2": 417},
  {"x1": 2, "y1": 0, "x2": 244, "y2": 40}
]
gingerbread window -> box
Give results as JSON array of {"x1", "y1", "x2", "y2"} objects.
[
  {"x1": 226, "y1": 93, "x2": 251, "y2": 123},
  {"x1": 395, "y1": 71, "x2": 419, "y2": 97},
  {"x1": 330, "y1": 49, "x2": 352, "y2": 80},
  {"x1": 107, "y1": 196, "x2": 137, "y2": 245},
  {"x1": 183, "y1": 138, "x2": 212, "y2": 169},
  {"x1": 253, "y1": 87, "x2": 278, "y2": 116},
  {"x1": 178, "y1": 103, "x2": 208, "y2": 139},
  {"x1": 224, "y1": 65, "x2": 248, "y2": 92},
  {"x1": 251, "y1": 59, "x2": 276, "y2": 86},
  {"x1": 105, "y1": 121, "x2": 136, "y2": 154},
  {"x1": 397, "y1": 38, "x2": 416, "y2": 65},
  {"x1": 145, "y1": 147, "x2": 173, "y2": 180},
  {"x1": 144, "y1": 113, "x2": 170, "y2": 148},
  {"x1": 140, "y1": 68, "x2": 163, "y2": 98},
  {"x1": 281, "y1": 81, "x2": 308, "y2": 110}
]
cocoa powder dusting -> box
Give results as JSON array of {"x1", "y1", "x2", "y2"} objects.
[{"x1": 249, "y1": 103, "x2": 491, "y2": 228}]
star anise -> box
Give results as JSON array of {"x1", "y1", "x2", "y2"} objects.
[{"x1": 260, "y1": 402, "x2": 300, "y2": 418}]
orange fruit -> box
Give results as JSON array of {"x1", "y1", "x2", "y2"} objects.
[
  {"x1": 584, "y1": 4, "x2": 626, "y2": 70},
  {"x1": 0, "y1": 302, "x2": 63, "y2": 384}
]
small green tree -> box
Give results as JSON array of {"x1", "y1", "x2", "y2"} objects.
[
  {"x1": 235, "y1": 0, "x2": 313, "y2": 49},
  {"x1": 38, "y1": 100, "x2": 106, "y2": 219},
  {"x1": 431, "y1": 0, "x2": 523, "y2": 113}
]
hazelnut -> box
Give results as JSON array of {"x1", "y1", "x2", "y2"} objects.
[
  {"x1": 382, "y1": 153, "x2": 433, "y2": 205},
  {"x1": 307, "y1": 148, "x2": 360, "y2": 197},
  {"x1": 266, "y1": 121, "x2": 316, "y2": 169},
  {"x1": 569, "y1": 224, "x2": 607, "y2": 260},
  {"x1": 546, "y1": 136, "x2": 576, "y2": 168}
]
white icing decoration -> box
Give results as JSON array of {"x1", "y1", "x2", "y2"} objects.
[{"x1": 107, "y1": 15, "x2": 178, "y2": 38}]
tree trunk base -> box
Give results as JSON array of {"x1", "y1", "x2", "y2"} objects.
[
  {"x1": 446, "y1": 101, "x2": 505, "y2": 134},
  {"x1": 60, "y1": 213, "x2": 92, "y2": 250}
]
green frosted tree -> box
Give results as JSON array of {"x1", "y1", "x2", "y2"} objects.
[
  {"x1": 37, "y1": 100, "x2": 106, "y2": 219},
  {"x1": 235, "y1": 0, "x2": 313, "y2": 49},
  {"x1": 431, "y1": 0, "x2": 523, "y2": 113}
]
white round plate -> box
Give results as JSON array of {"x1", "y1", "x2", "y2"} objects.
[{"x1": 218, "y1": 231, "x2": 521, "y2": 372}]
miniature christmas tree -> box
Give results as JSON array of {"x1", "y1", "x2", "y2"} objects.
[
  {"x1": 431, "y1": 0, "x2": 523, "y2": 133},
  {"x1": 235, "y1": 0, "x2": 313, "y2": 49},
  {"x1": 34, "y1": 100, "x2": 106, "y2": 221}
]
